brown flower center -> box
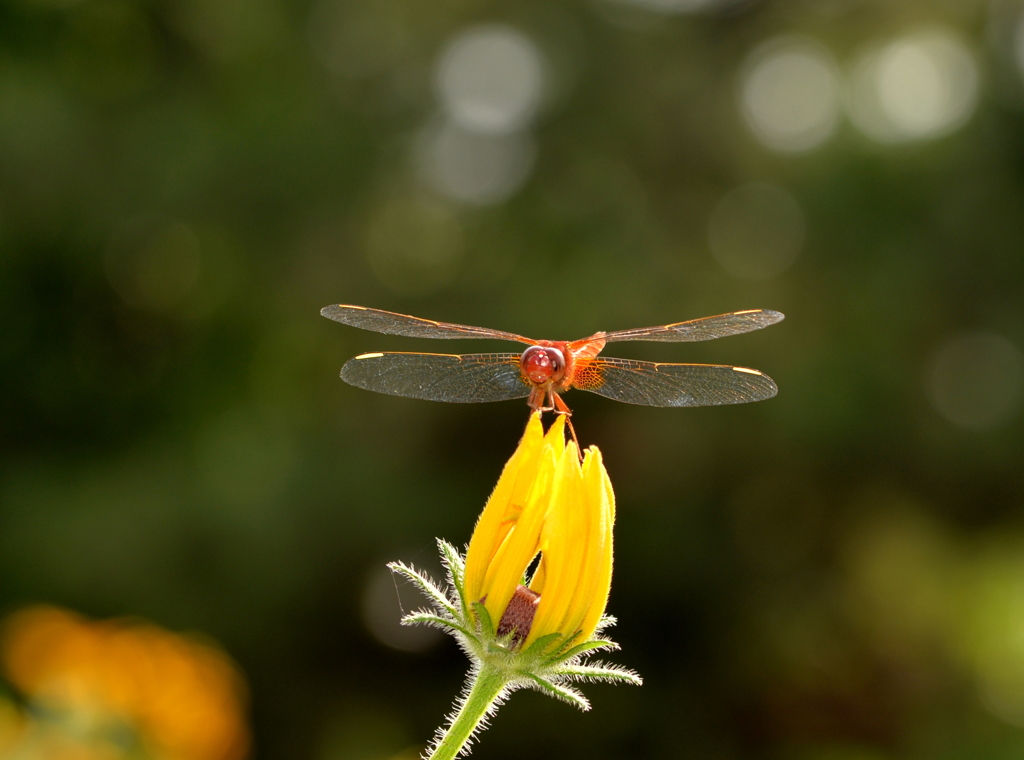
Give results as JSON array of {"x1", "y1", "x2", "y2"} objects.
[{"x1": 496, "y1": 585, "x2": 540, "y2": 646}]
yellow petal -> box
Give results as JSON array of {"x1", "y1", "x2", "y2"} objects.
[
  {"x1": 524, "y1": 441, "x2": 586, "y2": 646},
  {"x1": 524, "y1": 444, "x2": 615, "y2": 647},
  {"x1": 464, "y1": 413, "x2": 545, "y2": 605},
  {"x1": 541, "y1": 414, "x2": 567, "y2": 452},
  {"x1": 574, "y1": 448, "x2": 615, "y2": 642},
  {"x1": 480, "y1": 445, "x2": 555, "y2": 623}
]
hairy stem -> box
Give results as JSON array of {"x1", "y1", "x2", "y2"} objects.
[{"x1": 427, "y1": 664, "x2": 510, "y2": 760}]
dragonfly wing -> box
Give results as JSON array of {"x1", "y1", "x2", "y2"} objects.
[
  {"x1": 573, "y1": 357, "x2": 778, "y2": 407},
  {"x1": 341, "y1": 352, "x2": 530, "y2": 403},
  {"x1": 600, "y1": 309, "x2": 784, "y2": 343},
  {"x1": 322, "y1": 304, "x2": 532, "y2": 343}
]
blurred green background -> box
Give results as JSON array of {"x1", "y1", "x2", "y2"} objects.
[{"x1": 3, "y1": 0, "x2": 1024, "y2": 757}]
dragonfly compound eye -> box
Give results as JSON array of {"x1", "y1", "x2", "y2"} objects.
[{"x1": 521, "y1": 346, "x2": 566, "y2": 385}]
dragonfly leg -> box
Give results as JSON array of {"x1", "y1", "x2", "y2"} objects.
[
  {"x1": 551, "y1": 393, "x2": 581, "y2": 453},
  {"x1": 551, "y1": 392, "x2": 572, "y2": 416},
  {"x1": 527, "y1": 386, "x2": 550, "y2": 412}
]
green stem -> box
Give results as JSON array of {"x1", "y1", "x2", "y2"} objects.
[{"x1": 427, "y1": 664, "x2": 510, "y2": 760}]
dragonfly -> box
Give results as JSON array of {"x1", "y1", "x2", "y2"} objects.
[{"x1": 321, "y1": 304, "x2": 783, "y2": 415}]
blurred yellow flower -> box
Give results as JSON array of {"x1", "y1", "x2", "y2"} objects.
[
  {"x1": 464, "y1": 412, "x2": 615, "y2": 650},
  {"x1": 0, "y1": 605, "x2": 250, "y2": 760}
]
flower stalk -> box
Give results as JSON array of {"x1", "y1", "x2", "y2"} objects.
[{"x1": 426, "y1": 664, "x2": 509, "y2": 760}]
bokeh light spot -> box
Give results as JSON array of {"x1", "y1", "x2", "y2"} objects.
[
  {"x1": 365, "y1": 196, "x2": 464, "y2": 295},
  {"x1": 416, "y1": 121, "x2": 535, "y2": 206},
  {"x1": 436, "y1": 25, "x2": 545, "y2": 136},
  {"x1": 847, "y1": 30, "x2": 979, "y2": 143},
  {"x1": 708, "y1": 182, "x2": 805, "y2": 280},
  {"x1": 739, "y1": 37, "x2": 841, "y2": 153},
  {"x1": 926, "y1": 332, "x2": 1024, "y2": 430},
  {"x1": 361, "y1": 564, "x2": 443, "y2": 653}
]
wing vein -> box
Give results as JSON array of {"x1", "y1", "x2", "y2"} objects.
[{"x1": 576, "y1": 358, "x2": 778, "y2": 407}]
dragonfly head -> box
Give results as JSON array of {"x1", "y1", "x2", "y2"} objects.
[{"x1": 521, "y1": 345, "x2": 566, "y2": 386}]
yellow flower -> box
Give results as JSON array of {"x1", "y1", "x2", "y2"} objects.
[
  {"x1": 463, "y1": 412, "x2": 615, "y2": 649},
  {"x1": 389, "y1": 413, "x2": 638, "y2": 757}
]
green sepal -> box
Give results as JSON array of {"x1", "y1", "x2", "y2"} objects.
[
  {"x1": 401, "y1": 612, "x2": 474, "y2": 639},
  {"x1": 471, "y1": 600, "x2": 495, "y2": 640},
  {"x1": 387, "y1": 561, "x2": 459, "y2": 619},
  {"x1": 389, "y1": 540, "x2": 640, "y2": 739},
  {"x1": 594, "y1": 615, "x2": 617, "y2": 633},
  {"x1": 437, "y1": 540, "x2": 469, "y2": 621},
  {"x1": 551, "y1": 662, "x2": 643, "y2": 686},
  {"x1": 545, "y1": 629, "x2": 584, "y2": 659},
  {"x1": 550, "y1": 637, "x2": 620, "y2": 664},
  {"x1": 521, "y1": 631, "x2": 563, "y2": 658},
  {"x1": 519, "y1": 673, "x2": 591, "y2": 711}
]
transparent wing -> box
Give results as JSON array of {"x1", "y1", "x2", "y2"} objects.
[
  {"x1": 341, "y1": 352, "x2": 530, "y2": 403},
  {"x1": 321, "y1": 304, "x2": 532, "y2": 344},
  {"x1": 572, "y1": 357, "x2": 778, "y2": 407},
  {"x1": 598, "y1": 309, "x2": 784, "y2": 344}
]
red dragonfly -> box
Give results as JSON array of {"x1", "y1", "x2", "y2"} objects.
[{"x1": 322, "y1": 304, "x2": 783, "y2": 414}]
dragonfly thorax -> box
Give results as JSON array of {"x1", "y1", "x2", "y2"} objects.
[{"x1": 520, "y1": 345, "x2": 566, "y2": 386}]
